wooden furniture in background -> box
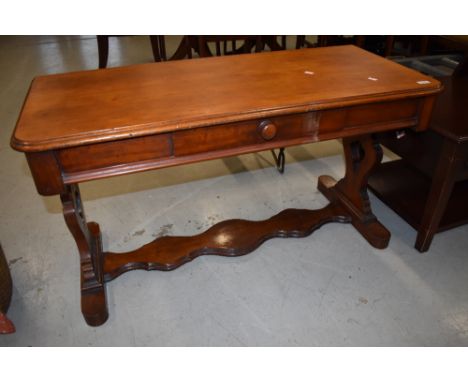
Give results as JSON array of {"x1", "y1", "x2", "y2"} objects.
[
  {"x1": 369, "y1": 75, "x2": 468, "y2": 252},
  {"x1": 96, "y1": 35, "x2": 162, "y2": 68},
  {"x1": 0, "y1": 244, "x2": 15, "y2": 334},
  {"x1": 295, "y1": 35, "x2": 429, "y2": 58},
  {"x1": 425, "y1": 36, "x2": 468, "y2": 77},
  {"x1": 154, "y1": 35, "x2": 286, "y2": 61},
  {"x1": 296, "y1": 35, "x2": 365, "y2": 51},
  {"x1": 11, "y1": 46, "x2": 440, "y2": 326},
  {"x1": 368, "y1": 37, "x2": 468, "y2": 252},
  {"x1": 196, "y1": 36, "x2": 263, "y2": 57}
]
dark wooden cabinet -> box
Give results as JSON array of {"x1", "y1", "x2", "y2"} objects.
[
  {"x1": 369, "y1": 76, "x2": 468, "y2": 252},
  {"x1": 0, "y1": 244, "x2": 15, "y2": 334}
]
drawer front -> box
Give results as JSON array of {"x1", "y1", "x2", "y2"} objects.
[
  {"x1": 56, "y1": 98, "x2": 423, "y2": 184},
  {"x1": 344, "y1": 98, "x2": 419, "y2": 128},
  {"x1": 173, "y1": 98, "x2": 420, "y2": 157},
  {"x1": 58, "y1": 134, "x2": 172, "y2": 173},
  {"x1": 173, "y1": 112, "x2": 320, "y2": 157}
]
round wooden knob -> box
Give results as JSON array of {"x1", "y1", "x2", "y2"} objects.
[{"x1": 258, "y1": 120, "x2": 277, "y2": 140}]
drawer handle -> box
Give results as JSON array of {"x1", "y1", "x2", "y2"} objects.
[{"x1": 258, "y1": 120, "x2": 277, "y2": 141}]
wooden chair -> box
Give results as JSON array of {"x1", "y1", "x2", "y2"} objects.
[
  {"x1": 197, "y1": 35, "x2": 264, "y2": 57},
  {"x1": 154, "y1": 35, "x2": 286, "y2": 61},
  {"x1": 296, "y1": 35, "x2": 360, "y2": 49}
]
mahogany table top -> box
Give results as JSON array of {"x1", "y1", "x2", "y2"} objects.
[{"x1": 12, "y1": 45, "x2": 441, "y2": 152}]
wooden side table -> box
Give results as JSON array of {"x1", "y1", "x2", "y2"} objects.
[
  {"x1": 11, "y1": 46, "x2": 441, "y2": 326},
  {"x1": 368, "y1": 76, "x2": 468, "y2": 252}
]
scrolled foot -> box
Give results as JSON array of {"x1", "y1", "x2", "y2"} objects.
[{"x1": 82, "y1": 287, "x2": 108, "y2": 327}]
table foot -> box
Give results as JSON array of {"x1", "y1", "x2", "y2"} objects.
[
  {"x1": 318, "y1": 175, "x2": 390, "y2": 248},
  {"x1": 81, "y1": 285, "x2": 108, "y2": 326},
  {"x1": 81, "y1": 222, "x2": 108, "y2": 326},
  {"x1": 318, "y1": 134, "x2": 390, "y2": 248}
]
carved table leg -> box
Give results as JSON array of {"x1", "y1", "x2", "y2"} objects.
[
  {"x1": 60, "y1": 184, "x2": 108, "y2": 326},
  {"x1": 318, "y1": 134, "x2": 391, "y2": 248}
]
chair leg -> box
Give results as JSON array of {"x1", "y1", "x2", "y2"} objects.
[
  {"x1": 296, "y1": 35, "x2": 305, "y2": 49},
  {"x1": 271, "y1": 148, "x2": 286, "y2": 174},
  {"x1": 149, "y1": 36, "x2": 162, "y2": 62},
  {"x1": 318, "y1": 36, "x2": 328, "y2": 47},
  {"x1": 158, "y1": 36, "x2": 167, "y2": 61},
  {"x1": 384, "y1": 36, "x2": 395, "y2": 57},
  {"x1": 254, "y1": 36, "x2": 263, "y2": 52},
  {"x1": 419, "y1": 36, "x2": 429, "y2": 55},
  {"x1": 97, "y1": 35, "x2": 109, "y2": 69},
  {"x1": 197, "y1": 36, "x2": 211, "y2": 57},
  {"x1": 281, "y1": 35, "x2": 287, "y2": 49},
  {"x1": 355, "y1": 35, "x2": 366, "y2": 48}
]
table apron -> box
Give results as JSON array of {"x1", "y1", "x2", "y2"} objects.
[{"x1": 27, "y1": 97, "x2": 428, "y2": 195}]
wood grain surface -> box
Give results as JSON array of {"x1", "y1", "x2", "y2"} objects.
[{"x1": 12, "y1": 45, "x2": 441, "y2": 152}]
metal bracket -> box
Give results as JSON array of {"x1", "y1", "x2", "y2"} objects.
[{"x1": 271, "y1": 148, "x2": 285, "y2": 174}]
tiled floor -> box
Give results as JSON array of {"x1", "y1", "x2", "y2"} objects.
[{"x1": 1, "y1": 36, "x2": 467, "y2": 346}]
